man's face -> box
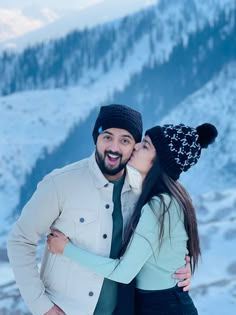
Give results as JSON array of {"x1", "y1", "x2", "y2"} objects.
[{"x1": 95, "y1": 128, "x2": 136, "y2": 180}]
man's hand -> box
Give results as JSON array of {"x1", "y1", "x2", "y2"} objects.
[
  {"x1": 47, "y1": 229, "x2": 69, "y2": 255},
  {"x1": 172, "y1": 255, "x2": 191, "y2": 291},
  {"x1": 44, "y1": 305, "x2": 66, "y2": 315}
]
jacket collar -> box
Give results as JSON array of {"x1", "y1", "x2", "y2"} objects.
[
  {"x1": 88, "y1": 152, "x2": 142, "y2": 191},
  {"x1": 123, "y1": 166, "x2": 142, "y2": 193}
]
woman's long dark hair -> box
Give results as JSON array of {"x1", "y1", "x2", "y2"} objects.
[{"x1": 120, "y1": 155, "x2": 201, "y2": 273}]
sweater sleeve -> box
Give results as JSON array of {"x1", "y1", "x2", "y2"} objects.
[{"x1": 64, "y1": 201, "x2": 160, "y2": 284}]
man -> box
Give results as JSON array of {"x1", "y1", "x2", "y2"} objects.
[{"x1": 7, "y1": 104, "x2": 190, "y2": 315}]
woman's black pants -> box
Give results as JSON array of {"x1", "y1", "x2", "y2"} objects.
[{"x1": 135, "y1": 285, "x2": 198, "y2": 315}]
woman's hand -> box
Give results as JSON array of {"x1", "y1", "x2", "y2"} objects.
[
  {"x1": 47, "y1": 230, "x2": 69, "y2": 255},
  {"x1": 173, "y1": 255, "x2": 192, "y2": 291}
]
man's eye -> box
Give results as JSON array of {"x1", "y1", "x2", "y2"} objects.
[
  {"x1": 121, "y1": 139, "x2": 130, "y2": 144},
  {"x1": 104, "y1": 135, "x2": 111, "y2": 140}
]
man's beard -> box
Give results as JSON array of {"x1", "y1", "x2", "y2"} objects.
[{"x1": 95, "y1": 149, "x2": 130, "y2": 176}]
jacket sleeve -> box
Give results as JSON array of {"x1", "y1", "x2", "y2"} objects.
[
  {"x1": 7, "y1": 176, "x2": 60, "y2": 315},
  {"x1": 63, "y1": 202, "x2": 160, "y2": 284}
]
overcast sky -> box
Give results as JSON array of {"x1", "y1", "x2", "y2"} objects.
[
  {"x1": 0, "y1": 0, "x2": 100, "y2": 9},
  {"x1": 0, "y1": 0, "x2": 158, "y2": 48},
  {"x1": 0, "y1": 0, "x2": 157, "y2": 10}
]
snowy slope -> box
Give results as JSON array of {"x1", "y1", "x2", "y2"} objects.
[
  {"x1": 160, "y1": 61, "x2": 236, "y2": 195},
  {"x1": 191, "y1": 189, "x2": 236, "y2": 314},
  {"x1": 0, "y1": 0, "x2": 235, "y2": 96}
]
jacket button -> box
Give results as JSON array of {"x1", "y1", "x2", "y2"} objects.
[
  {"x1": 104, "y1": 183, "x2": 109, "y2": 187},
  {"x1": 80, "y1": 218, "x2": 85, "y2": 223},
  {"x1": 88, "y1": 291, "x2": 94, "y2": 296},
  {"x1": 103, "y1": 234, "x2": 107, "y2": 239},
  {"x1": 105, "y1": 204, "x2": 110, "y2": 209}
]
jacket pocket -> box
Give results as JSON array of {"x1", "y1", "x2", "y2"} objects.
[
  {"x1": 72, "y1": 208, "x2": 98, "y2": 225},
  {"x1": 52, "y1": 208, "x2": 97, "y2": 238},
  {"x1": 53, "y1": 208, "x2": 99, "y2": 248},
  {"x1": 72, "y1": 208, "x2": 99, "y2": 248}
]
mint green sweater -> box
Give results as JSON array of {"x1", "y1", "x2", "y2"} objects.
[{"x1": 63, "y1": 195, "x2": 188, "y2": 290}]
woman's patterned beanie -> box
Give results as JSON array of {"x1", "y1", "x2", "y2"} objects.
[{"x1": 145, "y1": 123, "x2": 218, "y2": 180}]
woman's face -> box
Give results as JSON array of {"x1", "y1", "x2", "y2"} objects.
[{"x1": 128, "y1": 135, "x2": 156, "y2": 177}]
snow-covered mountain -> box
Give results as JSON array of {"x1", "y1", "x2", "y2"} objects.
[
  {"x1": 160, "y1": 61, "x2": 236, "y2": 195},
  {"x1": 0, "y1": 0, "x2": 235, "y2": 314},
  {"x1": 0, "y1": 0, "x2": 234, "y2": 96},
  {"x1": 191, "y1": 189, "x2": 236, "y2": 314}
]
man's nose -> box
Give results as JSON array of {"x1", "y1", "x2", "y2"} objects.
[{"x1": 108, "y1": 140, "x2": 120, "y2": 152}]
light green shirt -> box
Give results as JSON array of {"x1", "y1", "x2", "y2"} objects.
[{"x1": 64, "y1": 195, "x2": 188, "y2": 290}]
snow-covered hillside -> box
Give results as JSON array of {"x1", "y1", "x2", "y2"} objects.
[
  {"x1": 160, "y1": 61, "x2": 236, "y2": 195},
  {"x1": 0, "y1": 0, "x2": 235, "y2": 96},
  {"x1": 190, "y1": 189, "x2": 236, "y2": 315}
]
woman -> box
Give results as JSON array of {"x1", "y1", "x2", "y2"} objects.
[{"x1": 47, "y1": 122, "x2": 217, "y2": 314}]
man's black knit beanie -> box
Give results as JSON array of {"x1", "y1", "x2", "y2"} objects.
[{"x1": 92, "y1": 104, "x2": 143, "y2": 143}]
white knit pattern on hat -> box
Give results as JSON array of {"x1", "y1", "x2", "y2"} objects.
[{"x1": 163, "y1": 124, "x2": 201, "y2": 172}]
